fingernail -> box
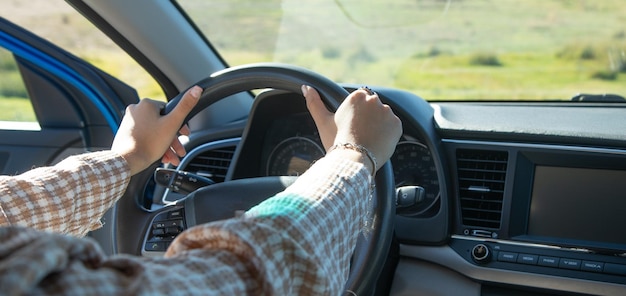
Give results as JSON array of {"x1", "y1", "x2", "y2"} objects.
[
  {"x1": 301, "y1": 85, "x2": 309, "y2": 97},
  {"x1": 190, "y1": 86, "x2": 202, "y2": 98}
]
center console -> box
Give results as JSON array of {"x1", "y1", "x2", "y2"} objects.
[{"x1": 446, "y1": 140, "x2": 626, "y2": 286}]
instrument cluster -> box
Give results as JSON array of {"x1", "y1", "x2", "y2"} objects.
[{"x1": 262, "y1": 112, "x2": 440, "y2": 214}]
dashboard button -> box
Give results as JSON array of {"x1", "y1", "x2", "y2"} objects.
[
  {"x1": 145, "y1": 241, "x2": 165, "y2": 252},
  {"x1": 559, "y1": 258, "x2": 581, "y2": 270},
  {"x1": 471, "y1": 244, "x2": 491, "y2": 263},
  {"x1": 497, "y1": 251, "x2": 518, "y2": 263},
  {"x1": 604, "y1": 263, "x2": 626, "y2": 276},
  {"x1": 165, "y1": 226, "x2": 181, "y2": 235},
  {"x1": 538, "y1": 256, "x2": 560, "y2": 268},
  {"x1": 168, "y1": 209, "x2": 184, "y2": 219},
  {"x1": 581, "y1": 261, "x2": 604, "y2": 273},
  {"x1": 164, "y1": 220, "x2": 184, "y2": 228},
  {"x1": 517, "y1": 254, "x2": 538, "y2": 265}
]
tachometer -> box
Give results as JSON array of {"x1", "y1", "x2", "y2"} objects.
[
  {"x1": 391, "y1": 141, "x2": 440, "y2": 215},
  {"x1": 266, "y1": 137, "x2": 325, "y2": 176}
]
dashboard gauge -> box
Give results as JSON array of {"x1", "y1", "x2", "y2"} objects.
[
  {"x1": 266, "y1": 137, "x2": 325, "y2": 176},
  {"x1": 391, "y1": 141, "x2": 440, "y2": 215}
]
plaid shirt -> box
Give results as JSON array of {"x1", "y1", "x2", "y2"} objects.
[{"x1": 0, "y1": 150, "x2": 370, "y2": 295}]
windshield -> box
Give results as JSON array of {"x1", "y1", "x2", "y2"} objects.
[{"x1": 178, "y1": 0, "x2": 626, "y2": 101}]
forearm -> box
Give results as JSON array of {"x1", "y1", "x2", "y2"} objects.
[
  {"x1": 0, "y1": 151, "x2": 371, "y2": 295},
  {"x1": 0, "y1": 151, "x2": 131, "y2": 236},
  {"x1": 167, "y1": 151, "x2": 371, "y2": 294}
]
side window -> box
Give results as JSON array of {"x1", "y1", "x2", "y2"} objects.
[
  {"x1": 3, "y1": 0, "x2": 165, "y2": 103},
  {"x1": 0, "y1": 47, "x2": 37, "y2": 123}
]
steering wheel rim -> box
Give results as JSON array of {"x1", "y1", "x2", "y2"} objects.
[{"x1": 153, "y1": 63, "x2": 394, "y2": 293}]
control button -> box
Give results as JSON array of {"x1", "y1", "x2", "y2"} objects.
[
  {"x1": 168, "y1": 209, "x2": 184, "y2": 219},
  {"x1": 559, "y1": 258, "x2": 581, "y2": 270},
  {"x1": 152, "y1": 228, "x2": 165, "y2": 236},
  {"x1": 164, "y1": 220, "x2": 184, "y2": 228},
  {"x1": 538, "y1": 256, "x2": 560, "y2": 268},
  {"x1": 497, "y1": 251, "x2": 518, "y2": 263},
  {"x1": 470, "y1": 229, "x2": 493, "y2": 238},
  {"x1": 517, "y1": 254, "x2": 539, "y2": 265},
  {"x1": 165, "y1": 226, "x2": 182, "y2": 235},
  {"x1": 471, "y1": 244, "x2": 491, "y2": 263},
  {"x1": 144, "y1": 241, "x2": 165, "y2": 252},
  {"x1": 153, "y1": 222, "x2": 166, "y2": 229},
  {"x1": 604, "y1": 263, "x2": 626, "y2": 276},
  {"x1": 581, "y1": 261, "x2": 604, "y2": 273}
]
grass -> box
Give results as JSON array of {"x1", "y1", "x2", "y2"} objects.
[
  {"x1": 183, "y1": 0, "x2": 626, "y2": 101},
  {"x1": 2, "y1": 0, "x2": 626, "y2": 121},
  {"x1": 0, "y1": 97, "x2": 37, "y2": 122},
  {"x1": 394, "y1": 50, "x2": 626, "y2": 100},
  {"x1": 83, "y1": 51, "x2": 165, "y2": 100}
]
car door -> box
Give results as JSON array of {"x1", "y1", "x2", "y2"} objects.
[
  {"x1": 0, "y1": 16, "x2": 138, "y2": 175},
  {"x1": 0, "y1": 17, "x2": 140, "y2": 255}
]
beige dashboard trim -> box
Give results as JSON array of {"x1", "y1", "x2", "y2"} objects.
[{"x1": 399, "y1": 244, "x2": 626, "y2": 295}]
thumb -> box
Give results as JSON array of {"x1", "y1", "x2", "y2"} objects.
[
  {"x1": 302, "y1": 85, "x2": 336, "y2": 150},
  {"x1": 167, "y1": 85, "x2": 202, "y2": 126}
]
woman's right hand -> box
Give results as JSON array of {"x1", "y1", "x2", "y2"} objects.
[{"x1": 302, "y1": 85, "x2": 402, "y2": 172}]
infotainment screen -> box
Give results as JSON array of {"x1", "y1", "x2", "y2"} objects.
[{"x1": 528, "y1": 166, "x2": 626, "y2": 247}]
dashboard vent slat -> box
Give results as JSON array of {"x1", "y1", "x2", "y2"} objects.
[
  {"x1": 456, "y1": 149, "x2": 508, "y2": 229},
  {"x1": 185, "y1": 146, "x2": 236, "y2": 183}
]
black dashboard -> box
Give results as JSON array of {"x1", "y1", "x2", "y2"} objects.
[
  {"x1": 227, "y1": 89, "x2": 444, "y2": 221},
  {"x1": 154, "y1": 86, "x2": 626, "y2": 295}
]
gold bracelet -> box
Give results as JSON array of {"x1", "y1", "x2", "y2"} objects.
[{"x1": 328, "y1": 143, "x2": 377, "y2": 177}]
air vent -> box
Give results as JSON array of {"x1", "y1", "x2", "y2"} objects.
[
  {"x1": 456, "y1": 149, "x2": 508, "y2": 229},
  {"x1": 184, "y1": 146, "x2": 236, "y2": 183}
]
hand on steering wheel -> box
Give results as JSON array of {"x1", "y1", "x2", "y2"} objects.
[{"x1": 117, "y1": 63, "x2": 397, "y2": 295}]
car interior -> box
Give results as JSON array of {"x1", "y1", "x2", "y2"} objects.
[{"x1": 1, "y1": 0, "x2": 626, "y2": 295}]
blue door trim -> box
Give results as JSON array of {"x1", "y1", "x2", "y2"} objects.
[{"x1": 0, "y1": 30, "x2": 119, "y2": 133}]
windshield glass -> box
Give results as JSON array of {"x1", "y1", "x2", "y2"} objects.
[{"x1": 178, "y1": 0, "x2": 626, "y2": 101}]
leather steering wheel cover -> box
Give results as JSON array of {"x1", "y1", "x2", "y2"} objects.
[{"x1": 161, "y1": 62, "x2": 394, "y2": 294}]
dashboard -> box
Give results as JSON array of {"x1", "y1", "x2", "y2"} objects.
[
  {"x1": 225, "y1": 89, "x2": 444, "y2": 220},
  {"x1": 150, "y1": 86, "x2": 626, "y2": 295},
  {"x1": 258, "y1": 110, "x2": 441, "y2": 216}
]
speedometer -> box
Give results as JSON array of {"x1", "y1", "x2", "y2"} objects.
[
  {"x1": 391, "y1": 141, "x2": 440, "y2": 215},
  {"x1": 266, "y1": 137, "x2": 325, "y2": 176}
]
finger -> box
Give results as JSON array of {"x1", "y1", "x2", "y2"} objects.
[
  {"x1": 302, "y1": 85, "x2": 336, "y2": 150},
  {"x1": 169, "y1": 137, "x2": 187, "y2": 157},
  {"x1": 139, "y1": 98, "x2": 164, "y2": 113},
  {"x1": 178, "y1": 124, "x2": 190, "y2": 136},
  {"x1": 162, "y1": 149, "x2": 181, "y2": 166},
  {"x1": 167, "y1": 86, "x2": 202, "y2": 125},
  {"x1": 302, "y1": 85, "x2": 335, "y2": 125},
  {"x1": 302, "y1": 85, "x2": 333, "y2": 119}
]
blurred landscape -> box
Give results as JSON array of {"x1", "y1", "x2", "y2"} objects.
[
  {"x1": 0, "y1": 0, "x2": 162, "y2": 121},
  {"x1": 181, "y1": 0, "x2": 626, "y2": 100},
  {"x1": 1, "y1": 0, "x2": 625, "y2": 122},
  {"x1": 186, "y1": 0, "x2": 626, "y2": 100}
]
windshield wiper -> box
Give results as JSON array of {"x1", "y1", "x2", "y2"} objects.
[{"x1": 570, "y1": 94, "x2": 626, "y2": 102}]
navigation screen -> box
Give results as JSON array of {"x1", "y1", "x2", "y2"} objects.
[{"x1": 528, "y1": 166, "x2": 626, "y2": 246}]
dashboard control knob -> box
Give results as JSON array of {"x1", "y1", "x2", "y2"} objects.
[{"x1": 471, "y1": 244, "x2": 491, "y2": 264}]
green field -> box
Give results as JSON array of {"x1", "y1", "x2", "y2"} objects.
[
  {"x1": 0, "y1": 97, "x2": 36, "y2": 122},
  {"x1": 186, "y1": 0, "x2": 626, "y2": 100},
  {"x1": 2, "y1": 0, "x2": 625, "y2": 122}
]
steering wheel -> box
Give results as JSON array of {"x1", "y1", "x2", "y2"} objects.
[{"x1": 115, "y1": 63, "x2": 394, "y2": 294}]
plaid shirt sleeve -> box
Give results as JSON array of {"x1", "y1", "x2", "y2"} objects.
[
  {"x1": 0, "y1": 152, "x2": 371, "y2": 295},
  {"x1": 0, "y1": 150, "x2": 131, "y2": 236}
]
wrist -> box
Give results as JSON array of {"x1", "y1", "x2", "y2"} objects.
[{"x1": 327, "y1": 143, "x2": 377, "y2": 176}]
